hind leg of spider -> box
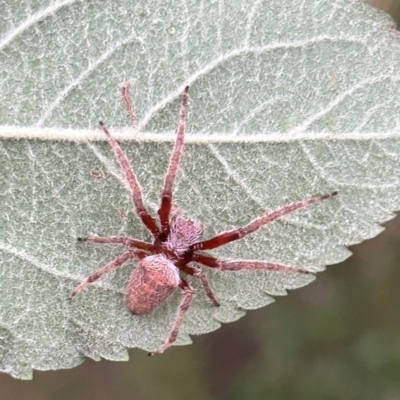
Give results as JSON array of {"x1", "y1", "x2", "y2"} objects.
[
  {"x1": 181, "y1": 265, "x2": 219, "y2": 306},
  {"x1": 158, "y1": 86, "x2": 189, "y2": 231},
  {"x1": 149, "y1": 278, "x2": 195, "y2": 355},
  {"x1": 77, "y1": 236, "x2": 153, "y2": 252},
  {"x1": 192, "y1": 192, "x2": 337, "y2": 251},
  {"x1": 69, "y1": 250, "x2": 146, "y2": 300}
]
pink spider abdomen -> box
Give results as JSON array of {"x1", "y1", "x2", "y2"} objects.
[{"x1": 125, "y1": 254, "x2": 181, "y2": 315}]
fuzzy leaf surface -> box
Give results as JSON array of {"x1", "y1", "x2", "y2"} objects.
[{"x1": 1, "y1": 0, "x2": 400, "y2": 378}]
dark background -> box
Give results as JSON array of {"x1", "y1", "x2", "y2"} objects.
[{"x1": 1, "y1": 1, "x2": 400, "y2": 399}]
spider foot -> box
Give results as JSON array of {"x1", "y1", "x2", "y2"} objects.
[{"x1": 148, "y1": 344, "x2": 167, "y2": 356}]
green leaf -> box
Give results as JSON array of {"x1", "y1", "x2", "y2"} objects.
[{"x1": 1, "y1": 0, "x2": 400, "y2": 379}]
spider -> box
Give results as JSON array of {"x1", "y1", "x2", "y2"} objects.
[{"x1": 70, "y1": 83, "x2": 337, "y2": 355}]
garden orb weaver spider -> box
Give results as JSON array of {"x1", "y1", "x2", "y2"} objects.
[{"x1": 70, "y1": 84, "x2": 337, "y2": 355}]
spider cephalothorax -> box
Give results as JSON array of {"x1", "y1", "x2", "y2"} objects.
[
  {"x1": 70, "y1": 84, "x2": 337, "y2": 354},
  {"x1": 163, "y1": 211, "x2": 204, "y2": 254}
]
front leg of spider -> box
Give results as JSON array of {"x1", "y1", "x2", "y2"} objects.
[{"x1": 71, "y1": 83, "x2": 337, "y2": 356}]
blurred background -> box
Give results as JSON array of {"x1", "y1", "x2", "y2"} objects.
[{"x1": 1, "y1": 1, "x2": 400, "y2": 399}]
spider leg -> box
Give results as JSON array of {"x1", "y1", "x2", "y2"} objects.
[
  {"x1": 77, "y1": 236, "x2": 154, "y2": 252},
  {"x1": 192, "y1": 191, "x2": 337, "y2": 251},
  {"x1": 99, "y1": 122, "x2": 160, "y2": 238},
  {"x1": 150, "y1": 278, "x2": 195, "y2": 355},
  {"x1": 158, "y1": 86, "x2": 189, "y2": 231},
  {"x1": 69, "y1": 250, "x2": 146, "y2": 300},
  {"x1": 182, "y1": 265, "x2": 219, "y2": 306},
  {"x1": 192, "y1": 253, "x2": 311, "y2": 274},
  {"x1": 121, "y1": 82, "x2": 137, "y2": 128}
]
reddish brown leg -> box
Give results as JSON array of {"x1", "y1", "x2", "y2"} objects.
[
  {"x1": 100, "y1": 122, "x2": 160, "y2": 238},
  {"x1": 150, "y1": 278, "x2": 195, "y2": 355},
  {"x1": 69, "y1": 250, "x2": 146, "y2": 299},
  {"x1": 121, "y1": 82, "x2": 137, "y2": 128},
  {"x1": 191, "y1": 253, "x2": 220, "y2": 268},
  {"x1": 192, "y1": 191, "x2": 337, "y2": 251},
  {"x1": 158, "y1": 86, "x2": 189, "y2": 231},
  {"x1": 182, "y1": 265, "x2": 219, "y2": 306},
  {"x1": 192, "y1": 253, "x2": 310, "y2": 274},
  {"x1": 78, "y1": 236, "x2": 154, "y2": 252}
]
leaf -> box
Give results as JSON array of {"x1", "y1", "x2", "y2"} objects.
[{"x1": 1, "y1": 0, "x2": 400, "y2": 379}]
